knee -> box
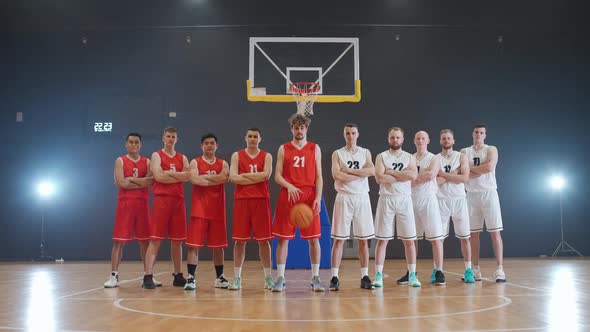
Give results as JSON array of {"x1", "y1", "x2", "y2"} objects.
[
  {"x1": 332, "y1": 239, "x2": 344, "y2": 248},
  {"x1": 490, "y1": 232, "x2": 502, "y2": 240},
  {"x1": 308, "y1": 239, "x2": 320, "y2": 248},
  {"x1": 402, "y1": 240, "x2": 415, "y2": 248}
]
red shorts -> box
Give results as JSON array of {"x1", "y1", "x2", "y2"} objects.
[
  {"x1": 186, "y1": 217, "x2": 228, "y2": 248},
  {"x1": 232, "y1": 198, "x2": 272, "y2": 242},
  {"x1": 151, "y1": 195, "x2": 187, "y2": 241},
  {"x1": 272, "y1": 187, "x2": 321, "y2": 240},
  {"x1": 113, "y1": 199, "x2": 151, "y2": 242}
]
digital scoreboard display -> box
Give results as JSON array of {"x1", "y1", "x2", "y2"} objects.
[{"x1": 93, "y1": 122, "x2": 113, "y2": 132}]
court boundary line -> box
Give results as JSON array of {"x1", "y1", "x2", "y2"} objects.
[
  {"x1": 57, "y1": 272, "x2": 167, "y2": 300},
  {"x1": 113, "y1": 295, "x2": 512, "y2": 322},
  {"x1": 444, "y1": 270, "x2": 549, "y2": 292}
]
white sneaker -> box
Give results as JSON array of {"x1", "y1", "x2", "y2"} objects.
[
  {"x1": 228, "y1": 277, "x2": 241, "y2": 290},
  {"x1": 184, "y1": 276, "x2": 196, "y2": 291},
  {"x1": 214, "y1": 275, "x2": 230, "y2": 288},
  {"x1": 311, "y1": 276, "x2": 325, "y2": 292},
  {"x1": 104, "y1": 275, "x2": 119, "y2": 288},
  {"x1": 494, "y1": 269, "x2": 506, "y2": 283},
  {"x1": 265, "y1": 275, "x2": 274, "y2": 290},
  {"x1": 473, "y1": 268, "x2": 483, "y2": 281}
]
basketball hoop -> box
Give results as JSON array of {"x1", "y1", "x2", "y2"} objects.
[{"x1": 289, "y1": 81, "x2": 321, "y2": 117}]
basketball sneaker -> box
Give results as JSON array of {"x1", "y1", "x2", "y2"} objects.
[
  {"x1": 271, "y1": 276, "x2": 286, "y2": 292},
  {"x1": 173, "y1": 273, "x2": 187, "y2": 287},
  {"x1": 184, "y1": 276, "x2": 196, "y2": 291},
  {"x1": 215, "y1": 275, "x2": 230, "y2": 288},
  {"x1": 434, "y1": 270, "x2": 446, "y2": 286},
  {"x1": 463, "y1": 268, "x2": 482, "y2": 281},
  {"x1": 152, "y1": 277, "x2": 163, "y2": 287},
  {"x1": 265, "y1": 275, "x2": 274, "y2": 290},
  {"x1": 311, "y1": 276, "x2": 325, "y2": 292},
  {"x1": 463, "y1": 268, "x2": 476, "y2": 283},
  {"x1": 494, "y1": 268, "x2": 507, "y2": 283},
  {"x1": 408, "y1": 272, "x2": 421, "y2": 287},
  {"x1": 430, "y1": 269, "x2": 437, "y2": 284},
  {"x1": 474, "y1": 268, "x2": 482, "y2": 281},
  {"x1": 228, "y1": 276, "x2": 241, "y2": 290},
  {"x1": 142, "y1": 274, "x2": 156, "y2": 289},
  {"x1": 360, "y1": 276, "x2": 374, "y2": 290},
  {"x1": 329, "y1": 276, "x2": 340, "y2": 291},
  {"x1": 104, "y1": 274, "x2": 119, "y2": 288},
  {"x1": 374, "y1": 272, "x2": 383, "y2": 287},
  {"x1": 397, "y1": 271, "x2": 409, "y2": 285}
]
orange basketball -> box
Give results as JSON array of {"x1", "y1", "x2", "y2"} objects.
[{"x1": 289, "y1": 203, "x2": 314, "y2": 229}]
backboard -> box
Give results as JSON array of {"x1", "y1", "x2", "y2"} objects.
[{"x1": 247, "y1": 37, "x2": 361, "y2": 103}]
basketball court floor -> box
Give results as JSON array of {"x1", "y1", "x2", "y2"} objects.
[{"x1": 1, "y1": 258, "x2": 588, "y2": 331}]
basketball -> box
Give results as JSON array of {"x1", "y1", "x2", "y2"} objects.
[{"x1": 289, "y1": 203, "x2": 314, "y2": 229}]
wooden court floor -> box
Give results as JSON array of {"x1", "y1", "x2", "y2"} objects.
[{"x1": 0, "y1": 258, "x2": 588, "y2": 331}]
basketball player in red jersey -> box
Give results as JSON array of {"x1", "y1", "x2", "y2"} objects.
[
  {"x1": 271, "y1": 113, "x2": 325, "y2": 292},
  {"x1": 227, "y1": 128, "x2": 274, "y2": 290},
  {"x1": 183, "y1": 133, "x2": 230, "y2": 291},
  {"x1": 142, "y1": 127, "x2": 191, "y2": 289},
  {"x1": 104, "y1": 133, "x2": 156, "y2": 288}
]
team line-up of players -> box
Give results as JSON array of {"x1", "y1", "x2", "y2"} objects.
[{"x1": 104, "y1": 113, "x2": 506, "y2": 292}]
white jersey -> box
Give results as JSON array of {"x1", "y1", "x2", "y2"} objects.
[
  {"x1": 378, "y1": 150, "x2": 412, "y2": 196},
  {"x1": 461, "y1": 144, "x2": 497, "y2": 192},
  {"x1": 412, "y1": 152, "x2": 438, "y2": 197},
  {"x1": 437, "y1": 150, "x2": 466, "y2": 199},
  {"x1": 334, "y1": 146, "x2": 370, "y2": 195}
]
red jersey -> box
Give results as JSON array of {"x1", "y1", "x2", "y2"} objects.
[
  {"x1": 282, "y1": 141, "x2": 317, "y2": 188},
  {"x1": 152, "y1": 150, "x2": 185, "y2": 198},
  {"x1": 235, "y1": 149, "x2": 270, "y2": 199},
  {"x1": 191, "y1": 156, "x2": 226, "y2": 220},
  {"x1": 117, "y1": 155, "x2": 149, "y2": 200}
]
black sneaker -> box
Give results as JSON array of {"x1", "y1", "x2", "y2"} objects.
[
  {"x1": 173, "y1": 273, "x2": 187, "y2": 287},
  {"x1": 434, "y1": 270, "x2": 446, "y2": 286},
  {"x1": 360, "y1": 275, "x2": 375, "y2": 290},
  {"x1": 329, "y1": 276, "x2": 339, "y2": 291},
  {"x1": 396, "y1": 271, "x2": 410, "y2": 285},
  {"x1": 142, "y1": 275, "x2": 156, "y2": 289}
]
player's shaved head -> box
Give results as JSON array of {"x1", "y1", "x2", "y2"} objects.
[{"x1": 414, "y1": 131, "x2": 429, "y2": 139}]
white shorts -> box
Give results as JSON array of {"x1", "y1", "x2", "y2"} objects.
[
  {"x1": 438, "y1": 197, "x2": 471, "y2": 239},
  {"x1": 375, "y1": 195, "x2": 416, "y2": 241},
  {"x1": 466, "y1": 190, "x2": 503, "y2": 232},
  {"x1": 331, "y1": 193, "x2": 375, "y2": 240},
  {"x1": 412, "y1": 195, "x2": 444, "y2": 241}
]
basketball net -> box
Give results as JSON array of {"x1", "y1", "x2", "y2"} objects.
[{"x1": 290, "y1": 82, "x2": 320, "y2": 117}]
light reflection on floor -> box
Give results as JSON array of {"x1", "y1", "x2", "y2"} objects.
[
  {"x1": 548, "y1": 267, "x2": 579, "y2": 331},
  {"x1": 27, "y1": 271, "x2": 55, "y2": 332}
]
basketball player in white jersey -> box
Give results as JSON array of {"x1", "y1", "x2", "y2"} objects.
[
  {"x1": 461, "y1": 124, "x2": 506, "y2": 282},
  {"x1": 408, "y1": 131, "x2": 445, "y2": 286},
  {"x1": 436, "y1": 129, "x2": 475, "y2": 283},
  {"x1": 330, "y1": 123, "x2": 376, "y2": 291},
  {"x1": 374, "y1": 127, "x2": 421, "y2": 287}
]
